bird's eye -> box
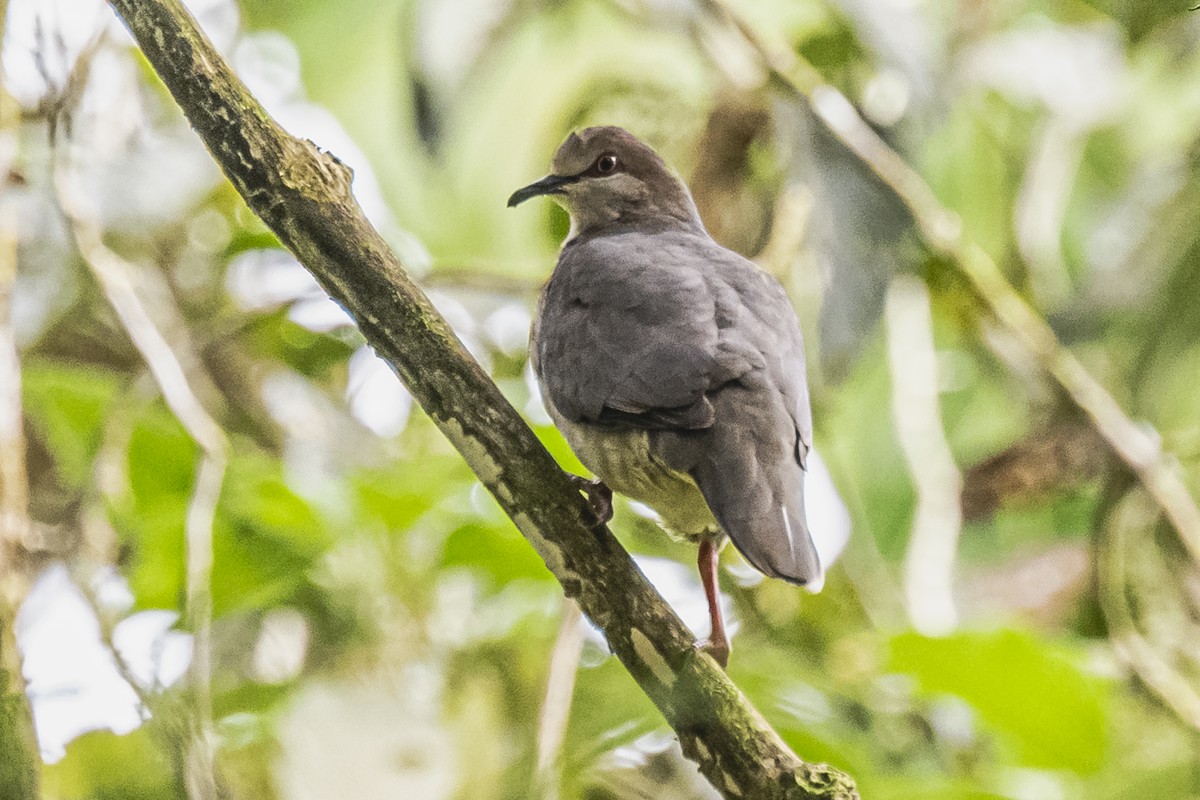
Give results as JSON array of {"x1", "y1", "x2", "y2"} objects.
[{"x1": 596, "y1": 154, "x2": 618, "y2": 174}]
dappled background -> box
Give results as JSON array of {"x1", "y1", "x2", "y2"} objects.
[{"x1": 4, "y1": 0, "x2": 1200, "y2": 798}]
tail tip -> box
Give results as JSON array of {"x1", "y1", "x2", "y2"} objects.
[{"x1": 801, "y1": 570, "x2": 825, "y2": 593}]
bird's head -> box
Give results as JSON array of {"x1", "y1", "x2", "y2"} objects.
[{"x1": 508, "y1": 126, "x2": 701, "y2": 236}]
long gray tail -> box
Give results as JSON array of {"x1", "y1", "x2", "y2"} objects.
[{"x1": 685, "y1": 390, "x2": 823, "y2": 589}]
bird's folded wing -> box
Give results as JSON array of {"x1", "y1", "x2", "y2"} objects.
[{"x1": 538, "y1": 238, "x2": 757, "y2": 431}]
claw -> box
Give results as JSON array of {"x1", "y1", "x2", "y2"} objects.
[
  {"x1": 698, "y1": 637, "x2": 730, "y2": 669},
  {"x1": 568, "y1": 474, "x2": 613, "y2": 527}
]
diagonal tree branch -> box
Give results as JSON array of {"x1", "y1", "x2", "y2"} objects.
[{"x1": 103, "y1": 1, "x2": 858, "y2": 798}]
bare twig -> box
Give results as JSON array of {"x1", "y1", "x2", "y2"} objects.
[
  {"x1": 536, "y1": 599, "x2": 585, "y2": 800},
  {"x1": 180, "y1": 452, "x2": 224, "y2": 800},
  {"x1": 73, "y1": 563, "x2": 153, "y2": 716},
  {"x1": 885, "y1": 276, "x2": 963, "y2": 635},
  {"x1": 697, "y1": 0, "x2": 1200, "y2": 569},
  {"x1": 55, "y1": 167, "x2": 226, "y2": 800},
  {"x1": 1014, "y1": 119, "x2": 1084, "y2": 307}
]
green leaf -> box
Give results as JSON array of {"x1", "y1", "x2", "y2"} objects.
[
  {"x1": 532, "y1": 423, "x2": 587, "y2": 476},
  {"x1": 565, "y1": 657, "x2": 661, "y2": 774},
  {"x1": 211, "y1": 452, "x2": 332, "y2": 615},
  {"x1": 889, "y1": 629, "x2": 1109, "y2": 773},
  {"x1": 120, "y1": 409, "x2": 332, "y2": 614},
  {"x1": 354, "y1": 455, "x2": 475, "y2": 533},
  {"x1": 244, "y1": 311, "x2": 355, "y2": 378},
  {"x1": 867, "y1": 776, "x2": 1009, "y2": 800},
  {"x1": 821, "y1": 335, "x2": 915, "y2": 560},
  {"x1": 441, "y1": 521, "x2": 553, "y2": 587},
  {"x1": 120, "y1": 406, "x2": 197, "y2": 610},
  {"x1": 126, "y1": 407, "x2": 199, "y2": 507},
  {"x1": 22, "y1": 360, "x2": 123, "y2": 489},
  {"x1": 43, "y1": 728, "x2": 177, "y2": 799}
]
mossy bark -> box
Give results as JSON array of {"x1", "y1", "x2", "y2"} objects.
[{"x1": 104, "y1": 1, "x2": 858, "y2": 797}]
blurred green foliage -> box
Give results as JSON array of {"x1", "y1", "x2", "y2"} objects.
[{"x1": 8, "y1": 0, "x2": 1200, "y2": 798}]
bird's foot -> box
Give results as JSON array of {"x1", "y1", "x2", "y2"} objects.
[
  {"x1": 568, "y1": 474, "x2": 613, "y2": 527},
  {"x1": 696, "y1": 536, "x2": 730, "y2": 669},
  {"x1": 697, "y1": 637, "x2": 730, "y2": 670}
]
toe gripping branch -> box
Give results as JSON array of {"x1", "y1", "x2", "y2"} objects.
[{"x1": 568, "y1": 474, "x2": 613, "y2": 527}]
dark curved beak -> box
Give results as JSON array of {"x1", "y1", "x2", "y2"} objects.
[{"x1": 507, "y1": 174, "x2": 576, "y2": 207}]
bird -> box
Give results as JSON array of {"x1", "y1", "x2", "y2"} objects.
[{"x1": 508, "y1": 126, "x2": 821, "y2": 667}]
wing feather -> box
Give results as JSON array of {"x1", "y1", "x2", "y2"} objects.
[{"x1": 535, "y1": 231, "x2": 749, "y2": 430}]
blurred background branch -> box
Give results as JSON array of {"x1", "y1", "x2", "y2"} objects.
[
  {"x1": 55, "y1": 164, "x2": 227, "y2": 800},
  {"x1": 885, "y1": 275, "x2": 963, "y2": 637},
  {"x1": 534, "y1": 598, "x2": 584, "y2": 800}
]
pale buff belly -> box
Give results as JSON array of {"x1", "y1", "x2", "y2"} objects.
[{"x1": 545, "y1": 404, "x2": 719, "y2": 541}]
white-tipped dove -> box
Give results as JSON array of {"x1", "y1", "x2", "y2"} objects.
[{"x1": 509, "y1": 126, "x2": 822, "y2": 667}]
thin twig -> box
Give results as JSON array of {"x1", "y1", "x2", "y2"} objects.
[
  {"x1": 72, "y1": 564, "x2": 154, "y2": 716},
  {"x1": 1013, "y1": 118, "x2": 1084, "y2": 307},
  {"x1": 885, "y1": 277, "x2": 963, "y2": 635},
  {"x1": 696, "y1": 0, "x2": 1200, "y2": 568},
  {"x1": 74, "y1": 377, "x2": 179, "y2": 712},
  {"x1": 536, "y1": 598, "x2": 585, "y2": 800},
  {"x1": 55, "y1": 167, "x2": 227, "y2": 800}
]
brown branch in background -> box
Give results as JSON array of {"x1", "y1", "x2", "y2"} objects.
[
  {"x1": 696, "y1": 0, "x2": 1200, "y2": 569},
  {"x1": 102, "y1": 0, "x2": 859, "y2": 797},
  {"x1": 962, "y1": 422, "x2": 1110, "y2": 520},
  {"x1": 0, "y1": 219, "x2": 40, "y2": 800},
  {"x1": 0, "y1": 220, "x2": 28, "y2": 601},
  {"x1": 55, "y1": 168, "x2": 227, "y2": 800},
  {"x1": 0, "y1": 0, "x2": 43, "y2": 791},
  {"x1": 689, "y1": 95, "x2": 773, "y2": 256},
  {"x1": 754, "y1": 185, "x2": 813, "y2": 280}
]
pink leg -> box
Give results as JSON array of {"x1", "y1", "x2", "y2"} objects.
[{"x1": 698, "y1": 535, "x2": 730, "y2": 668}]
